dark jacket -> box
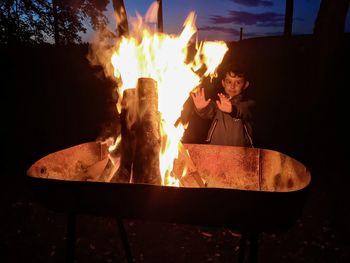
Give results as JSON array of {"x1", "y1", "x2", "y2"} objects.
[{"x1": 196, "y1": 94, "x2": 255, "y2": 147}]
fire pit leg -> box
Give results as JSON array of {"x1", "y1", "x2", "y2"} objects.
[
  {"x1": 66, "y1": 212, "x2": 76, "y2": 263},
  {"x1": 239, "y1": 232, "x2": 259, "y2": 263},
  {"x1": 116, "y1": 219, "x2": 134, "y2": 263}
]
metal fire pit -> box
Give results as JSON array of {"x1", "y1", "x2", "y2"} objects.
[{"x1": 26, "y1": 142, "x2": 311, "y2": 262}]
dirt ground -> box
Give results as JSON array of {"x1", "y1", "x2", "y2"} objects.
[{"x1": 1, "y1": 157, "x2": 349, "y2": 263}]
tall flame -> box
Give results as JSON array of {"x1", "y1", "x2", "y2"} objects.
[{"x1": 110, "y1": 2, "x2": 228, "y2": 185}]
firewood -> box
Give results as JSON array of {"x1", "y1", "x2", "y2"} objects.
[
  {"x1": 99, "y1": 155, "x2": 119, "y2": 182},
  {"x1": 133, "y1": 78, "x2": 162, "y2": 185},
  {"x1": 98, "y1": 138, "x2": 120, "y2": 182},
  {"x1": 97, "y1": 139, "x2": 121, "y2": 182},
  {"x1": 83, "y1": 158, "x2": 109, "y2": 181},
  {"x1": 177, "y1": 142, "x2": 207, "y2": 187},
  {"x1": 114, "y1": 88, "x2": 137, "y2": 183}
]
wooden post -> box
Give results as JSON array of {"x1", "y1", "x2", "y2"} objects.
[
  {"x1": 133, "y1": 78, "x2": 162, "y2": 185},
  {"x1": 240, "y1": 27, "x2": 243, "y2": 41},
  {"x1": 284, "y1": 0, "x2": 294, "y2": 37},
  {"x1": 157, "y1": 0, "x2": 163, "y2": 33},
  {"x1": 113, "y1": 0, "x2": 129, "y2": 37}
]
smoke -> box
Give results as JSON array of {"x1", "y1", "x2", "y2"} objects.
[{"x1": 87, "y1": 25, "x2": 119, "y2": 82}]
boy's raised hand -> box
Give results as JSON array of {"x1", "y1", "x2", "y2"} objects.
[
  {"x1": 216, "y1": 93, "x2": 232, "y2": 113},
  {"x1": 191, "y1": 88, "x2": 211, "y2": 110}
]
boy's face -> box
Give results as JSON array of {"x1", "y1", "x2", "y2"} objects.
[{"x1": 222, "y1": 72, "x2": 249, "y2": 98}]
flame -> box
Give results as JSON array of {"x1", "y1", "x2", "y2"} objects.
[{"x1": 110, "y1": 2, "x2": 228, "y2": 185}]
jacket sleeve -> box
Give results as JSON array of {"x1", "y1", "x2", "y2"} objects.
[
  {"x1": 229, "y1": 99, "x2": 255, "y2": 121},
  {"x1": 195, "y1": 101, "x2": 217, "y2": 120}
]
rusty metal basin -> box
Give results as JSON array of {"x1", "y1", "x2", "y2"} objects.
[{"x1": 26, "y1": 142, "x2": 311, "y2": 232}]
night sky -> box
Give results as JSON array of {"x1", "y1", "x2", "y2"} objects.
[{"x1": 85, "y1": 0, "x2": 350, "y2": 42}]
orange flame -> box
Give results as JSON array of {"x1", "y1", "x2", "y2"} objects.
[{"x1": 110, "y1": 2, "x2": 228, "y2": 186}]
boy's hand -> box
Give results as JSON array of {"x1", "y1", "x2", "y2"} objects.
[
  {"x1": 216, "y1": 93, "x2": 232, "y2": 113},
  {"x1": 191, "y1": 88, "x2": 211, "y2": 110}
]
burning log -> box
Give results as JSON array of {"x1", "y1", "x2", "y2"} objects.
[
  {"x1": 115, "y1": 89, "x2": 137, "y2": 183},
  {"x1": 98, "y1": 141, "x2": 119, "y2": 182},
  {"x1": 100, "y1": 79, "x2": 161, "y2": 185},
  {"x1": 99, "y1": 83, "x2": 206, "y2": 187},
  {"x1": 179, "y1": 143, "x2": 207, "y2": 187},
  {"x1": 98, "y1": 89, "x2": 137, "y2": 183},
  {"x1": 133, "y1": 78, "x2": 162, "y2": 184},
  {"x1": 104, "y1": 82, "x2": 207, "y2": 187},
  {"x1": 99, "y1": 154, "x2": 119, "y2": 182}
]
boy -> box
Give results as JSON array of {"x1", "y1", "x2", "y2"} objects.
[{"x1": 191, "y1": 64, "x2": 255, "y2": 147}]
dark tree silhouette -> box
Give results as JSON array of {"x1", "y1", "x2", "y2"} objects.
[
  {"x1": 0, "y1": 0, "x2": 109, "y2": 44},
  {"x1": 50, "y1": 0, "x2": 109, "y2": 44},
  {"x1": 0, "y1": 0, "x2": 50, "y2": 43}
]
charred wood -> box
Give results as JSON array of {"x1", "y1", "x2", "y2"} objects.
[
  {"x1": 115, "y1": 89, "x2": 137, "y2": 183},
  {"x1": 133, "y1": 78, "x2": 162, "y2": 185},
  {"x1": 177, "y1": 142, "x2": 207, "y2": 187}
]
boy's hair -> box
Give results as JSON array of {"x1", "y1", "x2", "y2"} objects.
[
  {"x1": 219, "y1": 63, "x2": 249, "y2": 80},
  {"x1": 212, "y1": 62, "x2": 251, "y2": 98}
]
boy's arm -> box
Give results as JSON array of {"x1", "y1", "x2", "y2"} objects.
[
  {"x1": 191, "y1": 88, "x2": 216, "y2": 119},
  {"x1": 195, "y1": 101, "x2": 216, "y2": 119},
  {"x1": 229, "y1": 99, "x2": 255, "y2": 121}
]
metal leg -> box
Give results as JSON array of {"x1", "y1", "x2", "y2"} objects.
[
  {"x1": 116, "y1": 219, "x2": 133, "y2": 263},
  {"x1": 239, "y1": 232, "x2": 259, "y2": 263},
  {"x1": 66, "y1": 212, "x2": 76, "y2": 263},
  {"x1": 239, "y1": 232, "x2": 247, "y2": 263},
  {"x1": 249, "y1": 232, "x2": 259, "y2": 263}
]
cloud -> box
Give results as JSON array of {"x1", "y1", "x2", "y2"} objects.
[
  {"x1": 209, "y1": 10, "x2": 285, "y2": 27},
  {"x1": 230, "y1": 0, "x2": 274, "y2": 7}
]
